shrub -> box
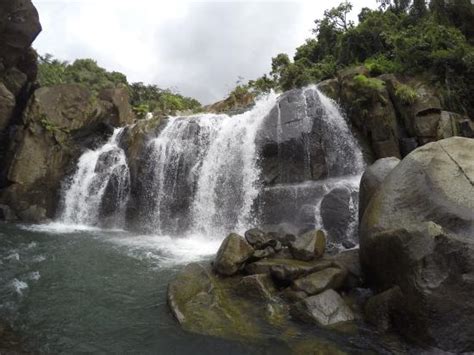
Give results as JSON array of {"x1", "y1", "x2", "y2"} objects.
[{"x1": 395, "y1": 83, "x2": 418, "y2": 104}]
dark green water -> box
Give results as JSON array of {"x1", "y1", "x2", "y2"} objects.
[{"x1": 0, "y1": 223, "x2": 292, "y2": 354}]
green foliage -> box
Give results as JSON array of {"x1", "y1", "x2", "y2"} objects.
[
  {"x1": 395, "y1": 83, "x2": 418, "y2": 104},
  {"x1": 37, "y1": 55, "x2": 202, "y2": 118},
  {"x1": 353, "y1": 74, "x2": 385, "y2": 91},
  {"x1": 365, "y1": 55, "x2": 401, "y2": 76}
]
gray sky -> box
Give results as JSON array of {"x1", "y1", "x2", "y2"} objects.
[{"x1": 33, "y1": 0, "x2": 377, "y2": 104}]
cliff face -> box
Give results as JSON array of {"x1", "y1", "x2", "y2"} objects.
[
  {"x1": 0, "y1": 1, "x2": 136, "y2": 222},
  {"x1": 319, "y1": 66, "x2": 474, "y2": 160}
]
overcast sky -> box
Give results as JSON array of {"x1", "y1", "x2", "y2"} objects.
[{"x1": 33, "y1": 0, "x2": 377, "y2": 104}]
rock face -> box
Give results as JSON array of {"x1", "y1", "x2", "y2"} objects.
[
  {"x1": 0, "y1": 85, "x2": 135, "y2": 221},
  {"x1": 360, "y1": 137, "x2": 474, "y2": 352},
  {"x1": 358, "y1": 157, "x2": 400, "y2": 221},
  {"x1": 213, "y1": 233, "x2": 254, "y2": 276},
  {"x1": 320, "y1": 69, "x2": 474, "y2": 160},
  {"x1": 320, "y1": 187, "x2": 354, "y2": 244},
  {"x1": 292, "y1": 289, "x2": 355, "y2": 326}
]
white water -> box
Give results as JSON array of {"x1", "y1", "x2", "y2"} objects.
[
  {"x1": 60, "y1": 128, "x2": 130, "y2": 227},
  {"x1": 144, "y1": 92, "x2": 279, "y2": 236}
]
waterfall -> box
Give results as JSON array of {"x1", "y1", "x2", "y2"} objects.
[
  {"x1": 141, "y1": 92, "x2": 279, "y2": 236},
  {"x1": 60, "y1": 128, "x2": 130, "y2": 227},
  {"x1": 58, "y1": 86, "x2": 365, "y2": 248}
]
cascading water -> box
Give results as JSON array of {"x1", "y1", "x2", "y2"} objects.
[
  {"x1": 58, "y1": 86, "x2": 364, "y2": 248},
  {"x1": 257, "y1": 85, "x2": 365, "y2": 248},
  {"x1": 60, "y1": 128, "x2": 130, "y2": 227},
  {"x1": 140, "y1": 92, "x2": 279, "y2": 236}
]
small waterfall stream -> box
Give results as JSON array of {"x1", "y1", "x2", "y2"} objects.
[{"x1": 60, "y1": 128, "x2": 130, "y2": 227}]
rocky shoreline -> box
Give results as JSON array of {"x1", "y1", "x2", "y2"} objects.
[{"x1": 168, "y1": 136, "x2": 474, "y2": 353}]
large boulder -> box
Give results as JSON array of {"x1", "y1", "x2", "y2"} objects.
[
  {"x1": 0, "y1": 0, "x2": 42, "y2": 68},
  {"x1": 358, "y1": 157, "x2": 400, "y2": 222},
  {"x1": 213, "y1": 233, "x2": 254, "y2": 276},
  {"x1": 360, "y1": 137, "x2": 474, "y2": 352}
]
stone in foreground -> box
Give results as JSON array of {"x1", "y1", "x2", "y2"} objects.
[
  {"x1": 292, "y1": 267, "x2": 347, "y2": 296},
  {"x1": 289, "y1": 230, "x2": 326, "y2": 261},
  {"x1": 292, "y1": 289, "x2": 355, "y2": 326},
  {"x1": 213, "y1": 233, "x2": 254, "y2": 276}
]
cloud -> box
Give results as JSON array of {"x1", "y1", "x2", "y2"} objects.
[{"x1": 32, "y1": 0, "x2": 376, "y2": 104}]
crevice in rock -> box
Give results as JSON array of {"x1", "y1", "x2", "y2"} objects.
[{"x1": 438, "y1": 142, "x2": 474, "y2": 188}]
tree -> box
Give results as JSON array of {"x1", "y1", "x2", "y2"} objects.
[{"x1": 376, "y1": 0, "x2": 411, "y2": 13}]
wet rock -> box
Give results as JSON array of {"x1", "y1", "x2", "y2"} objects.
[
  {"x1": 320, "y1": 188, "x2": 353, "y2": 244},
  {"x1": 358, "y1": 157, "x2": 400, "y2": 222},
  {"x1": 168, "y1": 262, "x2": 261, "y2": 339},
  {"x1": 292, "y1": 289, "x2": 355, "y2": 326},
  {"x1": 246, "y1": 257, "x2": 331, "y2": 277},
  {"x1": 252, "y1": 246, "x2": 276, "y2": 260},
  {"x1": 0, "y1": 204, "x2": 16, "y2": 221},
  {"x1": 289, "y1": 229, "x2": 326, "y2": 261},
  {"x1": 364, "y1": 287, "x2": 402, "y2": 332},
  {"x1": 244, "y1": 228, "x2": 271, "y2": 249},
  {"x1": 292, "y1": 267, "x2": 347, "y2": 296},
  {"x1": 213, "y1": 233, "x2": 254, "y2": 276},
  {"x1": 332, "y1": 249, "x2": 363, "y2": 290},
  {"x1": 237, "y1": 274, "x2": 276, "y2": 301},
  {"x1": 360, "y1": 137, "x2": 474, "y2": 351}
]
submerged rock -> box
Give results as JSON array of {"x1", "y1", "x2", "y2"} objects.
[
  {"x1": 292, "y1": 267, "x2": 347, "y2": 296},
  {"x1": 292, "y1": 289, "x2": 355, "y2": 326},
  {"x1": 360, "y1": 137, "x2": 474, "y2": 352},
  {"x1": 213, "y1": 233, "x2": 254, "y2": 276},
  {"x1": 289, "y1": 230, "x2": 326, "y2": 261}
]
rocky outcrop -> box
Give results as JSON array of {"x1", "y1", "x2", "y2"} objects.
[
  {"x1": 359, "y1": 137, "x2": 474, "y2": 352},
  {"x1": 168, "y1": 228, "x2": 362, "y2": 350},
  {"x1": 319, "y1": 67, "x2": 474, "y2": 160},
  {"x1": 0, "y1": 85, "x2": 135, "y2": 221}
]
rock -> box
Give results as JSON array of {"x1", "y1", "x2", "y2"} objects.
[
  {"x1": 0, "y1": 0, "x2": 42, "y2": 68},
  {"x1": 292, "y1": 267, "x2": 347, "y2": 296},
  {"x1": 2, "y1": 67, "x2": 27, "y2": 98},
  {"x1": 252, "y1": 246, "x2": 276, "y2": 260},
  {"x1": 280, "y1": 288, "x2": 308, "y2": 303},
  {"x1": 289, "y1": 230, "x2": 326, "y2": 261},
  {"x1": 167, "y1": 262, "x2": 261, "y2": 339},
  {"x1": 99, "y1": 86, "x2": 136, "y2": 126},
  {"x1": 213, "y1": 233, "x2": 254, "y2": 276},
  {"x1": 0, "y1": 204, "x2": 16, "y2": 221},
  {"x1": 270, "y1": 259, "x2": 333, "y2": 284},
  {"x1": 320, "y1": 188, "x2": 354, "y2": 244},
  {"x1": 237, "y1": 274, "x2": 276, "y2": 301},
  {"x1": 318, "y1": 78, "x2": 340, "y2": 101},
  {"x1": 244, "y1": 228, "x2": 271, "y2": 248},
  {"x1": 291, "y1": 289, "x2": 355, "y2": 326},
  {"x1": 358, "y1": 157, "x2": 400, "y2": 222},
  {"x1": 364, "y1": 287, "x2": 402, "y2": 332},
  {"x1": 332, "y1": 249, "x2": 363, "y2": 290},
  {"x1": 0, "y1": 83, "x2": 15, "y2": 131},
  {"x1": 360, "y1": 137, "x2": 474, "y2": 351},
  {"x1": 246, "y1": 257, "x2": 332, "y2": 277}
]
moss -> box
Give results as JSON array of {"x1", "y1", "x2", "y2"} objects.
[
  {"x1": 353, "y1": 74, "x2": 385, "y2": 92},
  {"x1": 395, "y1": 83, "x2": 418, "y2": 105}
]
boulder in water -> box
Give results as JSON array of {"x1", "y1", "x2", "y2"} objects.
[
  {"x1": 360, "y1": 137, "x2": 474, "y2": 351},
  {"x1": 244, "y1": 228, "x2": 271, "y2": 249},
  {"x1": 237, "y1": 274, "x2": 276, "y2": 301},
  {"x1": 291, "y1": 289, "x2": 355, "y2": 326},
  {"x1": 289, "y1": 230, "x2": 326, "y2": 261},
  {"x1": 213, "y1": 233, "x2": 254, "y2": 276}
]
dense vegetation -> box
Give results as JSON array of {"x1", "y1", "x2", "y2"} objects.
[
  {"x1": 37, "y1": 55, "x2": 201, "y2": 118},
  {"x1": 243, "y1": 0, "x2": 473, "y2": 116}
]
